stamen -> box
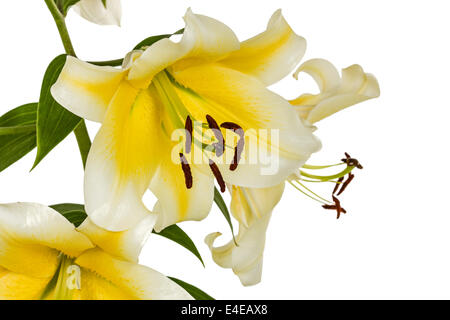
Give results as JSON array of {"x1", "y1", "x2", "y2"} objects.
[
  {"x1": 206, "y1": 115, "x2": 225, "y2": 157},
  {"x1": 179, "y1": 153, "x2": 193, "y2": 189},
  {"x1": 332, "y1": 196, "x2": 346, "y2": 219},
  {"x1": 322, "y1": 204, "x2": 347, "y2": 214},
  {"x1": 342, "y1": 152, "x2": 363, "y2": 169},
  {"x1": 333, "y1": 177, "x2": 345, "y2": 195},
  {"x1": 184, "y1": 116, "x2": 193, "y2": 154},
  {"x1": 337, "y1": 173, "x2": 355, "y2": 196},
  {"x1": 221, "y1": 122, "x2": 245, "y2": 171},
  {"x1": 209, "y1": 159, "x2": 226, "y2": 193}
]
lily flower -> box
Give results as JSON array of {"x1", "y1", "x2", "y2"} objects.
[
  {"x1": 73, "y1": 0, "x2": 122, "y2": 26},
  {"x1": 51, "y1": 9, "x2": 321, "y2": 232},
  {"x1": 0, "y1": 203, "x2": 192, "y2": 300},
  {"x1": 205, "y1": 57, "x2": 379, "y2": 286}
]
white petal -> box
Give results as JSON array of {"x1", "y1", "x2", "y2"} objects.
[
  {"x1": 77, "y1": 216, "x2": 156, "y2": 263},
  {"x1": 222, "y1": 10, "x2": 306, "y2": 85},
  {"x1": 128, "y1": 8, "x2": 240, "y2": 88},
  {"x1": 0, "y1": 203, "x2": 93, "y2": 278},
  {"x1": 51, "y1": 56, "x2": 125, "y2": 122},
  {"x1": 76, "y1": 249, "x2": 193, "y2": 300},
  {"x1": 84, "y1": 82, "x2": 161, "y2": 231},
  {"x1": 205, "y1": 183, "x2": 285, "y2": 286},
  {"x1": 74, "y1": 0, "x2": 122, "y2": 26},
  {"x1": 290, "y1": 59, "x2": 380, "y2": 123}
]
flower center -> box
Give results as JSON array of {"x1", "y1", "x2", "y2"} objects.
[{"x1": 151, "y1": 70, "x2": 245, "y2": 192}]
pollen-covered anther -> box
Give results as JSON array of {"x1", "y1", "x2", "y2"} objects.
[
  {"x1": 221, "y1": 122, "x2": 245, "y2": 171},
  {"x1": 184, "y1": 116, "x2": 193, "y2": 154},
  {"x1": 209, "y1": 159, "x2": 226, "y2": 193},
  {"x1": 342, "y1": 152, "x2": 363, "y2": 169},
  {"x1": 337, "y1": 173, "x2": 355, "y2": 196},
  {"x1": 322, "y1": 196, "x2": 347, "y2": 219},
  {"x1": 206, "y1": 115, "x2": 225, "y2": 157},
  {"x1": 179, "y1": 153, "x2": 193, "y2": 189}
]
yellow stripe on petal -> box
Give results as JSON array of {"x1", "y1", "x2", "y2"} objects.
[
  {"x1": 75, "y1": 269, "x2": 133, "y2": 300},
  {"x1": 84, "y1": 82, "x2": 161, "y2": 231},
  {"x1": 221, "y1": 10, "x2": 306, "y2": 85},
  {"x1": 173, "y1": 63, "x2": 320, "y2": 188},
  {"x1": 51, "y1": 56, "x2": 125, "y2": 122},
  {"x1": 0, "y1": 203, "x2": 94, "y2": 278},
  {"x1": 0, "y1": 269, "x2": 50, "y2": 300},
  {"x1": 150, "y1": 143, "x2": 215, "y2": 232},
  {"x1": 75, "y1": 249, "x2": 193, "y2": 300}
]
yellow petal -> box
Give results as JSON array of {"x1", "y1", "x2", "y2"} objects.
[
  {"x1": 173, "y1": 63, "x2": 321, "y2": 188},
  {"x1": 75, "y1": 249, "x2": 193, "y2": 300},
  {"x1": 51, "y1": 56, "x2": 125, "y2": 122},
  {"x1": 77, "y1": 216, "x2": 156, "y2": 262},
  {"x1": 0, "y1": 203, "x2": 94, "y2": 278},
  {"x1": 290, "y1": 59, "x2": 380, "y2": 123},
  {"x1": 150, "y1": 145, "x2": 215, "y2": 232},
  {"x1": 74, "y1": 269, "x2": 134, "y2": 300},
  {"x1": 0, "y1": 268, "x2": 50, "y2": 300},
  {"x1": 128, "y1": 8, "x2": 240, "y2": 88},
  {"x1": 205, "y1": 183, "x2": 285, "y2": 286},
  {"x1": 84, "y1": 82, "x2": 161, "y2": 231},
  {"x1": 221, "y1": 10, "x2": 306, "y2": 85}
]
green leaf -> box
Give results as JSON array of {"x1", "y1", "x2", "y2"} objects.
[
  {"x1": 153, "y1": 225, "x2": 204, "y2": 267},
  {"x1": 33, "y1": 55, "x2": 82, "y2": 169},
  {"x1": 0, "y1": 103, "x2": 38, "y2": 172},
  {"x1": 101, "y1": 0, "x2": 107, "y2": 8},
  {"x1": 50, "y1": 203, "x2": 87, "y2": 227},
  {"x1": 133, "y1": 29, "x2": 183, "y2": 50},
  {"x1": 168, "y1": 277, "x2": 214, "y2": 300},
  {"x1": 55, "y1": 0, "x2": 81, "y2": 16},
  {"x1": 214, "y1": 187, "x2": 237, "y2": 245}
]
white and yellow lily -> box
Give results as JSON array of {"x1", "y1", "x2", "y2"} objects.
[
  {"x1": 51, "y1": 9, "x2": 321, "y2": 233},
  {"x1": 205, "y1": 54, "x2": 380, "y2": 287},
  {"x1": 0, "y1": 203, "x2": 192, "y2": 300},
  {"x1": 73, "y1": 0, "x2": 121, "y2": 26}
]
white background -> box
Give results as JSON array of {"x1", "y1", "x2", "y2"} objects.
[{"x1": 1, "y1": 0, "x2": 449, "y2": 299}]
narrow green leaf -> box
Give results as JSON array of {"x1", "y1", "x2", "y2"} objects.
[
  {"x1": 0, "y1": 103, "x2": 38, "y2": 172},
  {"x1": 33, "y1": 55, "x2": 82, "y2": 169},
  {"x1": 214, "y1": 187, "x2": 237, "y2": 245},
  {"x1": 101, "y1": 0, "x2": 107, "y2": 8},
  {"x1": 133, "y1": 28, "x2": 184, "y2": 50},
  {"x1": 153, "y1": 225, "x2": 204, "y2": 267},
  {"x1": 168, "y1": 277, "x2": 214, "y2": 300},
  {"x1": 50, "y1": 203, "x2": 87, "y2": 227}
]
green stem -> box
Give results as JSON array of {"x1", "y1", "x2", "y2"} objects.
[
  {"x1": 73, "y1": 121, "x2": 92, "y2": 168},
  {"x1": 45, "y1": 0, "x2": 92, "y2": 168},
  {"x1": 44, "y1": 0, "x2": 76, "y2": 56},
  {"x1": 89, "y1": 58, "x2": 124, "y2": 67}
]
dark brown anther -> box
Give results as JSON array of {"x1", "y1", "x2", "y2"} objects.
[
  {"x1": 209, "y1": 159, "x2": 226, "y2": 193},
  {"x1": 179, "y1": 153, "x2": 193, "y2": 189},
  {"x1": 184, "y1": 116, "x2": 193, "y2": 154},
  {"x1": 221, "y1": 122, "x2": 245, "y2": 171},
  {"x1": 322, "y1": 204, "x2": 347, "y2": 214},
  {"x1": 206, "y1": 115, "x2": 225, "y2": 157},
  {"x1": 332, "y1": 196, "x2": 345, "y2": 219},
  {"x1": 333, "y1": 177, "x2": 345, "y2": 195},
  {"x1": 337, "y1": 173, "x2": 355, "y2": 196},
  {"x1": 341, "y1": 152, "x2": 363, "y2": 169}
]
